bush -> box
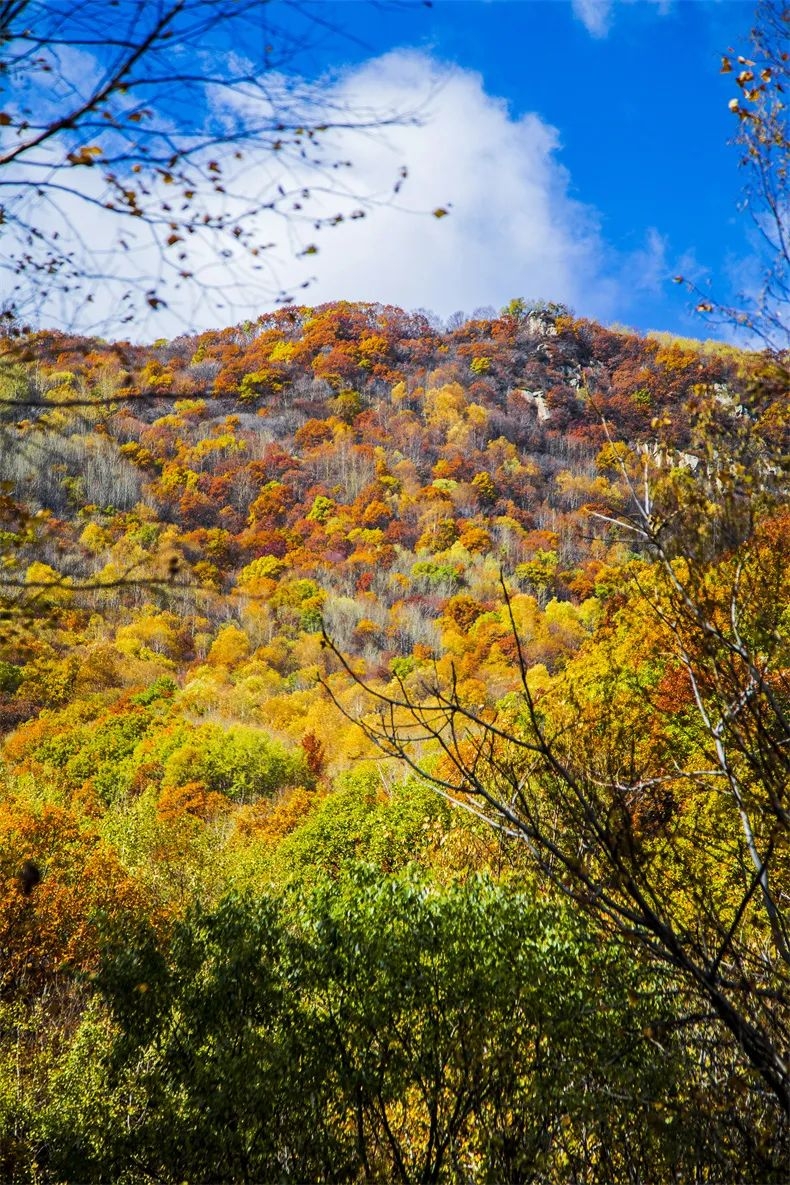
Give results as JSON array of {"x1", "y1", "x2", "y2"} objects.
[
  {"x1": 161, "y1": 723, "x2": 311, "y2": 803},
  {"x1": 44, "y1": 870, "x2": 739, "y2": 1183}
]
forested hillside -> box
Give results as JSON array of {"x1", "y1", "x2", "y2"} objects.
[{"x1": 1, "y1": 300, "x2": 788, "y2": 1181}]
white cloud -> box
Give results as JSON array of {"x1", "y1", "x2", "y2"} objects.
[
  {"x1": 571, "y1": 0, "x2": 613, "y2": 39},
  {"x1": 628, "y1": 228, "x2": 669, "y2": 294},
  {"x1": 11, "y1": 50, "x2": 665, "y2": 336},
  {"x1": 571, "y1": 0, "x2": 673, "y2": 40},
  {"x1": 261, "y1": 51, "x2": 609, "y2": 323}
]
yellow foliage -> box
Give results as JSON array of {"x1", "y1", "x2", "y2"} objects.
[
  {"x1": 237, "y1": 555, "x2": 286, "y2": 585},
  {"x1": 115, "y1": 611, "x2": 183, "y2": 662},
  {"x1": 268, "y1": 340, "x2": 295, "y2": 363},
  {"x1": 79, "y1": 522, "x2": 112, "y2": 554},
  {"x1": 207, "y1": 624, "x2": 251, "y2": 668},
  {"x1": 179, "y1": 671, "x2": 226, "y2": 716},
  {"x1": 424, "y1": 382, "x2": 467, "y2": 429},
  {"x1": 190, "y1": 433, "x2": 246, "y2": 462},
  {"x1": 25, "y1": 562, "x2": 72, "y2": 604}
]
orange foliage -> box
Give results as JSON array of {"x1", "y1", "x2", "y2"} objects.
[
  {"x1": 0, "y1": 800, "x2": 146, "y2": 990},
  {"x1": 156, "y1": 781, "x2": 231, "y2": 822},
  {"x1": 233, "y1": 786, "x2": 321, "y2": 845}
]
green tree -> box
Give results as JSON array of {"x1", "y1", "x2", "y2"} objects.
[{"x1": 44, "y1": 871, "x2": 732, "y2": 1183}]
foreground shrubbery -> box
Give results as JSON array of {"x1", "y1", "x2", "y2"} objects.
[{"x1": 4, "y1": 868, "x2": 779, "y2": 1184}]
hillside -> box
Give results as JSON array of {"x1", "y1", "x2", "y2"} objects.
[
  {"x1": 0, "y1": 301, "x2": 746, "y2": 718},
  {"x1": 1, "y1": 301, "x2": 789, "y2": 1182}
]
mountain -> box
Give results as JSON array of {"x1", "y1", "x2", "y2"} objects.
[{"x1": 2, "y1": 302, "x2": 788, "y2": 1183}]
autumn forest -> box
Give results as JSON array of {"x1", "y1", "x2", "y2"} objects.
[
  {"x1": 0, "y1": 0, "x2": 788, "y2": 1176},
  {"x1": 0, "y1": 291, "x2": 788, "y2": 1182}
]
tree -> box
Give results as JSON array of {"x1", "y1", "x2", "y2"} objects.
[
  {"x1": 0, "y1": 1, "x2": 423, "y2": 334},
  {"x1": 43, "y1": 870, "x2": 741, "y2": 1183},
  {"x1": 684, "y1": 0, "x2": 790, "y2": 347},
  {"x1": 324, "y1": 374, "x2": 790, "y2": 1133}
]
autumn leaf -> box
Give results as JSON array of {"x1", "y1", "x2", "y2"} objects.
[{"x1": 67, "y1": 145, "x2": 103, "y2": 165}]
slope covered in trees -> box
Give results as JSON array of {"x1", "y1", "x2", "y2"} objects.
[{"x1": 1, "y1": 300, "x2": 788, "y2": 1181}]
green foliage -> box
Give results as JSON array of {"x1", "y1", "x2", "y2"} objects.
[
  {"x1": 502, "y1": 296, "x2": 528, "y2": 318},
  {"x1": 32, "y1": 706, "x2": 153, "y2": 801},
  {"x1": 306, "y1": 493, "x2": 336, "y2": 522},
  {"x1": 412, "y1": 559, "x2": 463, "y2": 591},
  {"x1": 0, "y1": 661, "x2": 23, "y2": 695},
  {"x1": 161, "y1": 723, "x2": 311, "y2": 802},
  {"x1": 266, "y1": 770, "x2": 451, "y2": 886},
  {"x1": 389, "y1": 655, "x2": 416, "y2": 679},
  {"x1": 330, "y1": 389, "x2": 364, "y2": 422},
  {"x1": 516, "y1": 548, "x2": 559, "y2": 593},
  {"x1": 269, "y1": 577, "x2": 325, "y2": 633},
  {"x1": 129, "y1": 675, "x2": 178, "y2": 707},
  {"x1": 236, "y1": 554, "x2": 285, "y2": 585},
  {"x1": 38, "y1": 870, "x2": 734, "y2": 1184},
  {"x1": 48, "y1": 895, "x2": 343, "y2": 1184}
]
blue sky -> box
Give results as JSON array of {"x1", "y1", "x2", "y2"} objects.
[
  {"x1": 256, "y1": 0, "x2": 757, "y2": 339},
  {"x1": 6, "y1": 0, "x2": 758, "y2": 340}
]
